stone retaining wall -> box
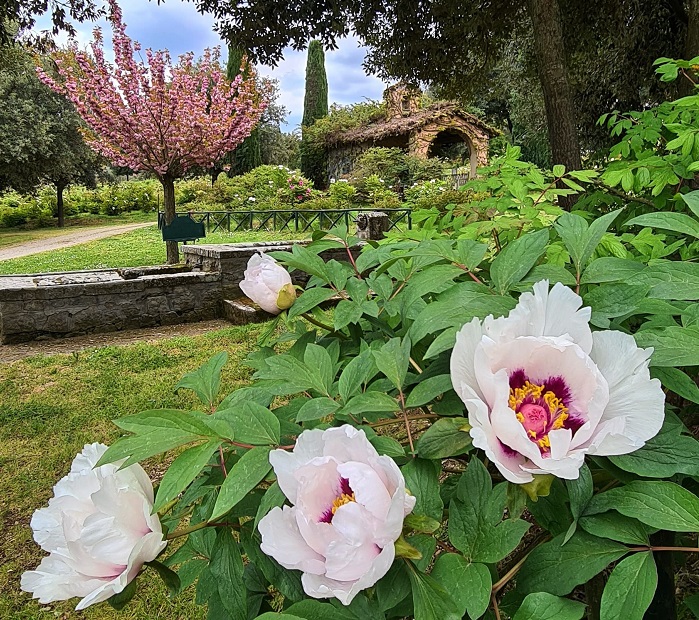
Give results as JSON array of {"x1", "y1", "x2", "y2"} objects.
[
  {"x1": 0, "y1": 240, "x2": 359, "y2": 344},
  {"x1": 0, "y1": 271, "x2": 221, "y2": 343}
]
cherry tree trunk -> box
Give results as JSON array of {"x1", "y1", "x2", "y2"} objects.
[
  {"x1": 526, "y1": 0, "x2": 581, "y2": 210},
  {"x1": 56, "y1": 181, "x2": 67, "y2": 228},
  {"x1": 161, "y1": 175, "x2": 179, "y2": 264}
]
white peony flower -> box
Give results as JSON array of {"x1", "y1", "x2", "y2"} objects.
[
  {"x1": 258, "y1": 425, "x2": 416, "y2": 605},
  {"x1": 239, "y1": 252, "x2": 296, "y2": 314},
  {"x1": 21, "y1": 443, "x2": 166, "y2": 610},
  {"x1": 450, "y1": 281, "x2": 665, "y2": 484}
]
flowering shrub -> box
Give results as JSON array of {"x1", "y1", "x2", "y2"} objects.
[
  {"x1": 19, "y1": 58, "x2": 699, "y2": 619},
  {"x1": 22, "y1": 214, "x2": 699, "y2": 618}
]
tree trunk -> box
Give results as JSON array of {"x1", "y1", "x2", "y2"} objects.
[
  {"x1": 525, "y1": 0, "x2": 581, "y2": 210},
  {"x1": 644, "y1": 531, "x2": 677, "y2": 620},
  {"x1": 161, "y1": 175, "x2": 179, "y2": 264},
  {"x1": 56, "y1": 181, "x2": 66, "y2": 228},
  {"x1": 680, "y1": 0, "x2": 699, "y2": 96}
]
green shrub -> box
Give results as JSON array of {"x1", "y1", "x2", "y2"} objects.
[
  {"x1": 0, "y1": 191, "x2": 52, "y2": 228},
  {"x1": 327, "y1": 179, "x2": 357, "y2": 207}
]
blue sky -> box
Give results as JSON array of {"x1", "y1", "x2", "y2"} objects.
[{"x1": 34, "y1": 0, "x2": 388, "y2": 131}]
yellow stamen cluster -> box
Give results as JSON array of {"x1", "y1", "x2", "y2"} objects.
[
  {"x1": 509, "y1": 380, "x2": 570, "y2": 452},
  {"x1": 331, "y1": 493, "x2": 356, "y2": 515},
  {"x1": 508, "y1": 381, "x2": 544, "y2": 410},
  {"x1": 544, "y1": 391, "x2": 569, "y2": 425}
]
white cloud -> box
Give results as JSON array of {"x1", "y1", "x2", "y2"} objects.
[{"x1": 33, "y1": 2, "x2": 389, "y2": 131}]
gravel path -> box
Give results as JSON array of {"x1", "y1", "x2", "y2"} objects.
[{"x1": 0, "y1": 222, "x2": 155, "y2": 261}]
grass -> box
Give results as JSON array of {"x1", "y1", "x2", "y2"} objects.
[
  {"x1": 0, "y1": 321, "x2": 267, "y2": 619},
  {"x1": 0, "y1": 227, "x2": 308, "y2": 275},
  {"x1": 0, "y1": 212, "x2": 157, "y2": 249}
]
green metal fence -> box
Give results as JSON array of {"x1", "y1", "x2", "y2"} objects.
[{"x1": 158, "y1": 208, "x2": 412, "y2": 234}]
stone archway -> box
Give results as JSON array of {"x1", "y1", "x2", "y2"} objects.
[
  {"x1": 410, "y1": 119, "x2": 490, "y2": 179},
  {"x1": 427, "y1": 129, "x2": 475, "y2": 172}
]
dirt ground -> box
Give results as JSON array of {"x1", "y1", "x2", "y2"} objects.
[
  {"x1": 0, "y1": 319, "x2": 232, "y2": 363},
  {"x1": 0, "y1": 222, "x2": 155, "y2": 261}
]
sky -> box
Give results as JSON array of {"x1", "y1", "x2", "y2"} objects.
[{"x1": 33, "y1": 0, "x2": 389, "y2": 131}]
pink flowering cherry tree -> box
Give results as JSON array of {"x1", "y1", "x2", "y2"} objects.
[{"x1": 37, "y1": 0, "x2": 267, "y2": 263}]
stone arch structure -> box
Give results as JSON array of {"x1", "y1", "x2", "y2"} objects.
[
  {"x1": 326, "y1": 85, "x2": 496, "y2": 181},
  {"x1": 412, "y1": 121, "x2": 490, "y2": 178}
]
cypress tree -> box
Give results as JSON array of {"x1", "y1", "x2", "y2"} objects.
[
  {"x1": 226, "y1": 43, "x2": 261, "y2": 175},
  {"x1": 300, "y1": 40, "x2": 328, "y2": 189}
]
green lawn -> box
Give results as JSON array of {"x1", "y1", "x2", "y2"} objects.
[
  {"x1": 0, "y1": 226, "x2": 307, "y2": 274},
  {"x1": 0, "y1": 322, "x2": 267, "y2": 619}
]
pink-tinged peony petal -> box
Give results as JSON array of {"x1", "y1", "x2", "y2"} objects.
[
  {"x1": 75, "y1": 531, "x2": 166, "y2": 610},
  {"x1": 269, "y1": 429, "x2": 326, "y2": 503},
  {"x1": 301, "y1": 544, "x2": 396, "y2": 605},
  {"x1": 260, "y1": 425, "x2": 413, "y2": 604},
  {"x1": 22, "y1": 443, "x2": 165, "y2": 610},
  {"x1": 324, "y1": 503, "x2": 381, "y2": 582},
  {"x1": 586, "y1": 331, "x2": 665, "y2": 455},
  {"x1": 450, "y1": 318, "x2": 487, "y2": 402},
  {"x1": 258, "y1": 506, "x2": 326, "y2": 575},
  {"x1": 466, "y1": 399, "x2": 533, "y2": 484},
  {"x1": 21, "y1": 555, "x2": 106, "y2": 604},
  {"x1": 337, "y1": 461, "x2": 392, "y2": 521},
  {"x1": 295, "y1": 509, "x2": 342, "y2": 557},
  {"x1": 484, "y1": 281, "x2": 593, "y2": 354},
  {"x1": 294, "y1": 459, "x2": 343, "y2": 522},
  {"x1": 239, "y1": 252, "x2": 293, "y2": 315},
  {"x1": 320, "y1": 425, "x2": 381, "y2": 468},
  {"x1": 240, "y1": 278, "x2": 279, "y2": 314}
]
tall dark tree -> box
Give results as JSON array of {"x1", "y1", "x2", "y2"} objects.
[
  {"x1": 0, "y1": 46, "x2": 99, "y2": 226},
  {"x1": 1, "y1": 0, "x2": 102, "y2": 48},
  {"x1": 195, "y1": 0, "x2": 699, "y2": 186},
  {"x1": 226, "y1": 44, "x2": 262, "y2": 175},
  {"x1": 300, "y1": 40, "x2": 328, "y2": 188}
]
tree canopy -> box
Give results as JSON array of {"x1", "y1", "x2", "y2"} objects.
[
  {"x1": 194, "y1": 0, "x2": 699, "y2": 182},
  {"x1": 0, "y1": 45, "x2": 99, "y2": 226},
  {"x1": 300, "y1": 40, "x2": 328, "y2": 188},
  {"x1": 40, "y1": 0, "x2": 267, "y2": 262},
  {"x1": 1, "y1": 0, "x2": 102, "y2": 48}
]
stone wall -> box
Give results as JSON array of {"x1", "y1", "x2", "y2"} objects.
[
  {"x1": 0, "y1": 240, "x2": 360, "y2": 344},
  {"x1": 0, "y1": 270, "x2": 221, "y2": 344},
  {"x1": 182, "y1": 241, "x2": 353, "y2": 298}
]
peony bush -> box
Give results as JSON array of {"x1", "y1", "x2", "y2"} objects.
[
  {"x1": 19, "y1": 58, "x2": 699, "y2": 619},
  {"x1": 21, "y1": 216, "x2": 699, "y2": 619}
]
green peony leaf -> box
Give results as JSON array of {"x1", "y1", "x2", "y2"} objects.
[
  {"x1": 512, "y1": 592, "x2": 586, "y2": 620},
  {"x1": 582, "y1": 481, "x2": 699, "y2": 532},
  {"x1": 600, "y1": 552, "x2": 657, "y2": 620},
  {"x1": 210, "y1": 446, "x2": 272, "y2": 520}
]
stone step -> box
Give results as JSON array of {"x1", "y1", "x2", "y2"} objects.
[{"x1": 222, "y1": 299, "x2": 271, "y2": 326}]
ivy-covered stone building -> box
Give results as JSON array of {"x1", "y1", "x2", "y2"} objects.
[{"x1": 327, "y1": 84, "x2": 496, "y2": 181}]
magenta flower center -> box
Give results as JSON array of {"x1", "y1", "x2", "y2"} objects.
[
  {"x1": 319, "y1": 477, "x2": 356, "y2": 523},
  {"x1": 508, "y1": 370, "x2": 572, "y2": 454}
]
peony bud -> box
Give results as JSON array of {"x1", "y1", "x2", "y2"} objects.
[{"x1": 239, "y1": 252, "x2": 296, "y2": 314}]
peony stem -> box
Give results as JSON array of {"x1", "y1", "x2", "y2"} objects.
[
  {"x1": 343, "y1": 241, "x2": 362, "y2": 279},
  {"x1": 369, "y1": 413, "x2": 439, "y2": 428},
  {"x1": 165, "y1": 519, "x2": 239, "y2": 540},
  {"x1": 300, "y1": 312, "x2": 346, "y2": 338},
  {"x1": 629, "y1": 546, "x2": 699, "y2": 553},
  {"x1": 409, "y1": 356, "x2": 423, "y2": 374},
  {"x1": 157, "y1": 497, "x2": 179, "y2": 516},
  {"x1": 453, "y1": 261, "x2": 484, "y2": 285},
  {"x1": 219, "y1": 444, "x2": 228, "y2": 478},
  {"x1": 491, "y1": 592, "x2": 502, "y2": 620},
  {"x1": 398, "y1": 389, "x2": 415, "y2": 455},
  {"x1": 492, "y1": 549, "x2": 533, "y2": 594}
]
